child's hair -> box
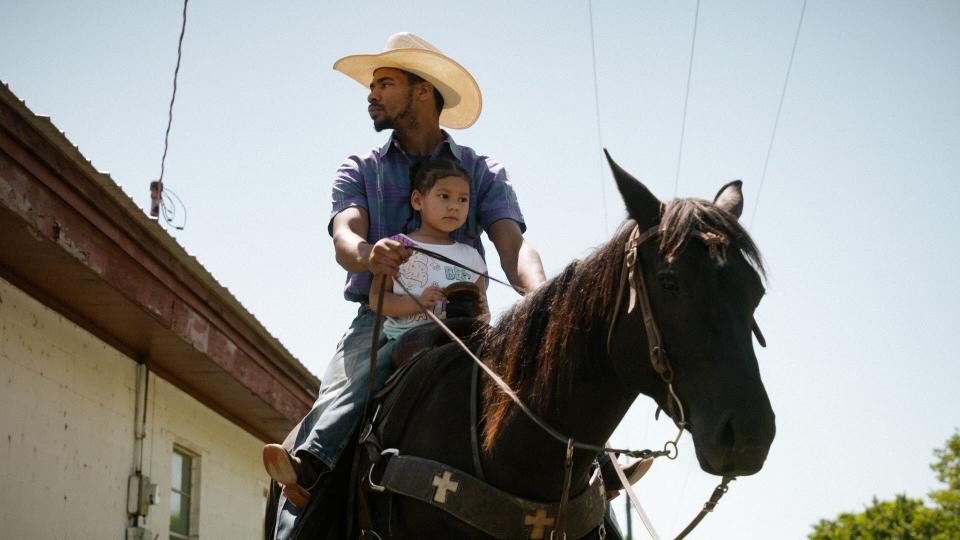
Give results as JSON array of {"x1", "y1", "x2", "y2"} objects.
[
  {"x1": 409, "y1": 159, "x2": 471, "y2": 195},
  {"x1": 405, "y1": 159, "x2": 474, "y2": 236}
]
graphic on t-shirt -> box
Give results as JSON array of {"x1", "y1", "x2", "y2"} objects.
[
  {"x1": 444, "y1": 266, "x2": 472, "y2": 282},
  {"x1": 398, "y1": 259, "x2": 428, "y2": 289}
]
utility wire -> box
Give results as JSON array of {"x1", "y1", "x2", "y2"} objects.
[
  {"x1": 588, "y1": 0, "x2": 609, "y2": 234},
  {"x1": 158, "y1": 0, "x2": 189, "y2": 187},
  {"x1": 161, "y1": 187, "x2": 188, "y2": 229},
  {"x1": 153, "y1": 0, "x2": 190, "y2": 230},
  {"x1": 673, "y1": 0, "x2": 701, "y2": 198},
  {"x1": 749, "y1": 0, "x2": 807, "y2": 228}
]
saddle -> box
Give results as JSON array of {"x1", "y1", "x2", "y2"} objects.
[{"x1": 389, "y1": 316, "x2": 487, "y2": 371}]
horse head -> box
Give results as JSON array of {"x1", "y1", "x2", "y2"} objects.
[{"x1": 605, "y1": 150, "x2": 776, "y2": 477}]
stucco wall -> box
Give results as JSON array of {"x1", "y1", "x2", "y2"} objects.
[{"x1": 0, "y1": 276, "x2": 270, "y2": 539}]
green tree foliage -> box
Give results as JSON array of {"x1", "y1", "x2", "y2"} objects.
[
  {"x1": 929, "y1": 431, "x2": 960, "y2": 532},
  {"x1": 809, "y1": 431, "x2": 960, "y2": 539}
]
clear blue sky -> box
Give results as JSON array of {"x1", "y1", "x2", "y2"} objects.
[{"x1": 3, "y1": 1, "x2": 958, "y2": 537}]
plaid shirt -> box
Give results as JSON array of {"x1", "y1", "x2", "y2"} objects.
[{"x1": 328, "y1": 132, "x2": 526, "y2": 301}]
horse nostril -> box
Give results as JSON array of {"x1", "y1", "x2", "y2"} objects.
[{"x1": 713, "y1": 410, "x2": 775, "y2": 474}]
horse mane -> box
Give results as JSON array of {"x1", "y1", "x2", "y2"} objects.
[
  {"x1": 658, "y1": 198, "x2": 765, "y2": 275},
  {"x1": 479, "y1": 197, "x2": 764, "y2": 451}
]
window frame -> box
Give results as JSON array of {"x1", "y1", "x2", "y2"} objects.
[{"x1": 169, "y1": 445, "x2": 200, "y2": 540}]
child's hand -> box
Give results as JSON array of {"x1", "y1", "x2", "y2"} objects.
[
  {"x1": 417, "y1": 286, "x2": 446, "y2": 309},
  {"x1": 368, "y1": 237, "x2": 411, "y2": 277}
]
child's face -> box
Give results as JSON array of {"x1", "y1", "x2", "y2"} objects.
[{"x1": 411, "y1": 175, "x2": 471, "y2": 235}]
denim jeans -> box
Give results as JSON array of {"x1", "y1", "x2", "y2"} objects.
[
  {"x1": 273, "y1": 304, "x2": 396, "y2": 540},
  {"x1": 295, "y1": 304, "x2": 397, "y2": 467}
]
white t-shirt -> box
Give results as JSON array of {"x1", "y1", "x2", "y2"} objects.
[{"x1": 382, "y1": 234, "x2": 487, "y2": 340}]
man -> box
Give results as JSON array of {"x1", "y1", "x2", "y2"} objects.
[{"x1": 263, "y1": 32, "x2": 546, "y2": 539}]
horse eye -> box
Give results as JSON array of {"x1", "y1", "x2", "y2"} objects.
[{"x1": 657, "y1": 269, "x2": 679, "y2": 291}]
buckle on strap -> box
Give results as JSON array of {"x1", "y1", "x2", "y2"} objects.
[{"x1": 368, "y1": 448, "x2": 399, "y2": 493}]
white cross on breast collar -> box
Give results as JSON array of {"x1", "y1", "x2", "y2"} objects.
[
  {"x1": 431, "y1": 471, "x2": 459, "y2": 504},
  {"x1": 524, "y1": 508, "x2": 556, "y2": 539}
]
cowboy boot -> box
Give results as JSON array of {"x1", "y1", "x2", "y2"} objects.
[
  {"x1": 601, "y1": 457, "x2": 653, "y2": 499},
  {"x1": 262, "y1": 444, "x2": 324, "y2": 508}
]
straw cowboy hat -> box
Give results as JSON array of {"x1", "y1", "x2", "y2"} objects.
[{"x1": 333, "y1": 32, "x2": 482, "y2": 129}]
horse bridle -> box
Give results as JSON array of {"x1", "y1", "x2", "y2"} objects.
[
  {"x1": 359, "y1": 220, "x2": 762, "y2": 539},
  {"x1": 608, "y1": 223, "x2": 686, "y2": 430},
  {"x1": 608, "y1": 221, "x2": 767, "y2": 422}
]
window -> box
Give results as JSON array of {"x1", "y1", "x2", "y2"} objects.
[{"x1": 170, "y1": 446, "x2": 198, "y2": 539}]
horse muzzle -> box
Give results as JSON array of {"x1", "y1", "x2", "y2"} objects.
[{"x1": 692, "y1": 408, "x2": 776, "y2": 477}]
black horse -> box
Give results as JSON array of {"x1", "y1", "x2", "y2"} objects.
[{"x1": 268, "y1": 152, "x2": 775, "y2": 539}]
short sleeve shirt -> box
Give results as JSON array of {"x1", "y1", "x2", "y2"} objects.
[{"x1": 328, "y1": 131, "x2": 525, "y2": 302}]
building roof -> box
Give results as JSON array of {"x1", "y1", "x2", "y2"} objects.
[{"x1": 0, "y1": 82, "x2": 319, "y2": 442}]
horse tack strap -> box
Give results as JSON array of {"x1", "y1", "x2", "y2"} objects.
[
  {"x1": 674, "y1": 476, "x2": 735, "y2": 540},
  {"x1": 607, "y1": 223, "x2": 687, "y2": 427},
  {"x1": 469, "y1": 362, "x2": 487, "y2": 482},
  {"x1": 606, "y1": 223, "x2": 657, "y2": 354},
  {"x1": 606, "y1": 225, "x2": 676, "y2": 393},
  {"x1": 376, "y1": 454, "x2": 607, "y2": 540}
]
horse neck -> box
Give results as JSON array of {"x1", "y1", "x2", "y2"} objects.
[
  {"x1": 482, "y1": 348, "x2": 638, "y2": 501},
  {"x1": 480, "y1": 229, "x2": 649, "y2": 500}
]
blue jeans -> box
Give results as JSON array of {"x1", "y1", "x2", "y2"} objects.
[
  {"x1": 273, "y1": 304, "x2": 396, "y2": 539},
  {"x1": 295, "y1": 304, "x2": 397, "y2": 467}
]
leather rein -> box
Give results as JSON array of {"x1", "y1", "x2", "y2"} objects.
[{"x1": 356, "y1": 221, "x2": 750, "y2": 539}]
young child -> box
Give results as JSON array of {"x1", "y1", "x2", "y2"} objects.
[
  {"x1": 370, "y1": 158, "x2": 489, "y2": 340},
  {"x1": 262, "y1": 159, "x2": 488, "y2": 508}
]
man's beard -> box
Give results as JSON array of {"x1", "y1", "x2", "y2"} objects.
[{"x1": 373, "y1": 91, "x2": 414, "y2": 132}]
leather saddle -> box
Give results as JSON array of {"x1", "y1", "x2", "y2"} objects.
[{"x1": 389, "y1": 316, "x2": 487, "y2": 372}]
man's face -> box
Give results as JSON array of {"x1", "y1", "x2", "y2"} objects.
[{"x1": 367, "y1": 68, "x2": 415, "y2": 132}]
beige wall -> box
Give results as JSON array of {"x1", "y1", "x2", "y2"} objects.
[{"x1": 0, "y1": 276, "x2": 270, "y2": 539}]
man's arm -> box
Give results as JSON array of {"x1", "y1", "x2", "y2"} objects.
[
  {"x1": 488, "y1": 219, "x2": 545, "y2": 294},
  {"x1": 331, "y1": 207, "x2": 372, "y2": 272},
  {"x1": 331, "y1": 206, "x2": 410, "y2": 276}
]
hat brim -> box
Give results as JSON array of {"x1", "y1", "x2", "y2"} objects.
[{"x1": 333, "y1": 49, "x2": 482, "y2": 129}]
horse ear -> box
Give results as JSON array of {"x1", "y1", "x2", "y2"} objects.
[
  {"x1": 713, "y1": 180, "x2": 744, "y2": 218},
  {"x1": 604, "y1": 149, "x2": 662, "y2": 229}
]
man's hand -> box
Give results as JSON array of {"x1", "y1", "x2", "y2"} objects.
[{"x1": 368, "y1": 237, "x2": 412, "y2": 277}]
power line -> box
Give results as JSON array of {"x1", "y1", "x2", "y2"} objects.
[
  {"x1": 158, "y1": 0, "x2": 189, "y2": 186},
  {"x1": 749, "y1": 0, "x2": 807, "y2": 228},
  {"x1": 673, "y1": 0, "x2": 701, "y2": 198},
  {"x1": 151, "y1": 0, "x2": 190, "y2": 230},
  {"x1": 588, "y1": 0, "x2": 609, "y2": 235}
]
